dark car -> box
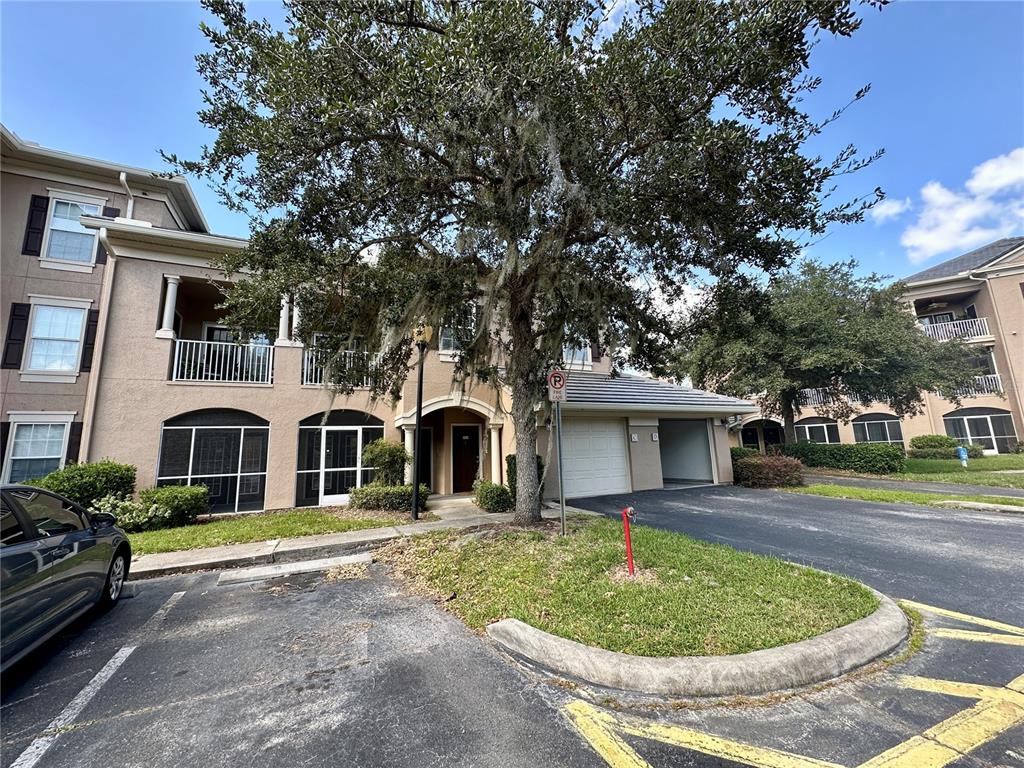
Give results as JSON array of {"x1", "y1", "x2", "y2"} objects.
[{"x1": 1, "y1": 485, "x2": 131, "y2": 672}]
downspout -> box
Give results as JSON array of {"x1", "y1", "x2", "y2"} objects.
[
  {"x1": 80, "y1": 227, "x2": 117, "y2": 462},
  {"x1": 970, "y1": 269, "x2": 1024, "y2": 437},
  {"x1": 118, "y1": 171, "x2": 135, "y2": 218}
]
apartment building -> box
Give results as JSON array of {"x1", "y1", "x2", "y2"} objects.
[
  {"x1": 1, "y1": 126, "x2": 757, "y2": 512},
  {"x1": 734, "y1": 237, "x2": 1024, "y2": 454}
]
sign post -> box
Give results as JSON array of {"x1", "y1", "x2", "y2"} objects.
[{"x1": 547, "y1": 369, "x2": 568, "y2": 536}]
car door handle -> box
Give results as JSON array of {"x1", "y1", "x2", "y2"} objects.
[{"x1": 51, "y1": 546, "x2": 71, "y2": 558}]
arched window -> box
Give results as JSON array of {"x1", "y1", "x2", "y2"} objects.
[
  {"x1": 852, "y1": 413, "x2": 904, "y2": 445},
  {"x1": 794, "y1": 417, "x2": 841, "y2": 444},
  {"x1": 943, "y1": 407, "x2": 1018, "y2": 454},
  {"x1": 157, "y1": 409, "x2": 270, "y2": 513},
  {"x1": 296, "y1": 410, "x2": 386, "y2": 507}
]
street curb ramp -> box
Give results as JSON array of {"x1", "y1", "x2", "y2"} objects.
[{"x1": 486, "y1": 589, "x2": 907, "y2": 696}]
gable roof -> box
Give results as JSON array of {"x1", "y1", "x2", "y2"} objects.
[
  {"x1": 903, "y1": 237, "x2": 1024, "y2": 285},
  {"x1": 564, "y1": 372, "x2": 757, "y2": 414}
]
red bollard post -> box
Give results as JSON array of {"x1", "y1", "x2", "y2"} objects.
[{"x1": 622, "y1": 507, "x2": 635, "y2": 577}]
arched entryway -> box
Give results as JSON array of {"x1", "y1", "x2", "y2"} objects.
[
  {"x1": 156, "y1": 408, "x2": 270, "y2": 513},
  {"x1": 295, "y1": 410, "x2": 385, "y2": 506},
  {"x1": 739, "y1": 418, "x2": 783, "y2": 452}
]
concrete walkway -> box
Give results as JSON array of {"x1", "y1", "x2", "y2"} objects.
[
  {"x1": 805, "y1": 471, "x2": 1024, "y2": 498},
  {"x1": 130, "y1": 502, "x2": 573, "y2": 579}
]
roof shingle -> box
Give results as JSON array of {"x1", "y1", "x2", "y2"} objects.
[
  {"x1": 564, "y1": 372, "x2": 756, "y2": 413},
  {"x1": 903, "y1": 237, "x2": 1024, "y2": 284}
]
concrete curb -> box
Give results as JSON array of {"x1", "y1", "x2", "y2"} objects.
[
  {"x1": 933, "y1": 499, "x2": 1024, "y2": 515},
  {"x1": 486, "y1": 589, "x2": 908, "y2": 697}
]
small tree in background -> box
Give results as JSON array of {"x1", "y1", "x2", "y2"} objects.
[
  {"x1": 362, "y1": 439, "x2": 410, "y2": 487},
  {"x1": 168, "y1": 0, "x2": 882, "y2": 523},
  {"x1": 675, "y1": 260, "x2": 982, "y2": 442}
]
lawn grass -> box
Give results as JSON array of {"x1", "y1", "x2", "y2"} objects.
[
  {"x1": 129, "y1": 508, "x2": 396, "y2": 555},
  {"x1": 382, "y1": 518, "x2": 878, "y2": 657},
  {"x1": 787, "y1": 484, "x2": 1024, "y2": 509},
  {"x1": 890, "y1": 471, "x2": 1024, "y2": 489},
  {"x1": 808, "y1": 453, "x2": 1024, "y2": 489},
  {"x1": 904, "y1": 454, "x2": 1024, "y2": 473}
]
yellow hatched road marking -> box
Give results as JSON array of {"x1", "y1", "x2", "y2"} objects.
[
  {"x1": 899, "y1": 600, "x2": 1024, "y2": 636},
  {"x1": 563, "y1": 701, "x2": 649, "y2": 768},
  {"x1": 898, "y1": 674, "x2": 1024, "y2": 704},
  {"x1": 931, "y1": 628, "x2": 1024, "y2": 646}
]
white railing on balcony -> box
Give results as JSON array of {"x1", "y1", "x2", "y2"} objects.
[
  {"x1": 920, "y1": 317, "x2": 990, "y2": 341},
  {"x1": 940, "y1": 374, "x2": 1003, "y2": 399},
  {"x1": 302, "y1": 348, "x2": 382, "y2": 388},
  {"x1": 798, "y1": 387, "x2": 832, "y2": 407},
  {"x1": 172, "y1": 339, "x2": 274, "y2": 384}
]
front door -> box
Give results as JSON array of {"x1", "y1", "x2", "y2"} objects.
[
  {"x1": 451, "y1": 425, "x2": 480, "y2": 493},
  {"x1": 321, "y1": 428, "x2": 359, "y2": 505}
]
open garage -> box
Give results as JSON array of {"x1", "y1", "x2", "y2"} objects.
[{"x1": 658, "y1": 419, "x2": 715, "y2": 484}]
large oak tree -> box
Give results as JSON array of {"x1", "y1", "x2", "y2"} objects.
[{"x1": 169, "y1": 0, "x2": 882, "y2": 522}]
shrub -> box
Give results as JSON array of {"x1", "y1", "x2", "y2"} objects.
[
  {"x1": 349, "y1": 484, "x2": 430, "y2": 512},
  {"x1": 89, "y1": 493, "x2": 169, "y2": 533},
  {"x1": 730, "y1": 446, "x2": 758, "y2": 463},
  {"x1": 361, "y1": 439, "x2": 410, "y2": 487},
  {"x1": 138, "y1": 485, "x2": 209, "y2": 528},
  {"x1": 908, "y1": 445, "x2": 983, "y2": 460},
  {"x1": 474, "y1": 480, "x2": 513, "y2": 513},
  {"x1": 733, "y1": 455, "x2": 804, "y2": 488},
  {"x1": 33, "y1": 460, "x2": 136, "y2": 509},
  {"x1": 506, "y1": 454, "x2": 544, "y2": 501},
  {"x1": 779, "y1": 442, "x2": 906, "y2": 474},
  {"x1": 909, "y1": 434, "x2": 959, "y2": 450}
]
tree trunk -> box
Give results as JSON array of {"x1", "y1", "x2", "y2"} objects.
[
  {"x1": 781, "y1": 397, "x2": 797, "y2": 444},
  {"x1": 508, "y1": 294, "x2": 542, "y2": 524}
]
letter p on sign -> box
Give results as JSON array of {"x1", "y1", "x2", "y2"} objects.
[{"x1": 547, "y1": 369, "x2": 567, "y2": 402}]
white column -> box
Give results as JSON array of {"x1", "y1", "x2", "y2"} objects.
[
  {"x1": 276, "y1": 295, "x2": 291, "y2": 345},
  {"x1": 490, "y1": 425, "x2": 502, "y2": 483},
  {"x1": 403, "y1": 426, "x2": 416, "y2": 484},
  {"x1": 155, "y1": 275, "x2": 179, "y2": 339},
  {"x1": 291, "y1": 301, "x2": 301, "y2": 342}
]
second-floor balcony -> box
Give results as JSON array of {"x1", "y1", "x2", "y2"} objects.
[
  {"x1": 920, "y1": 317, "x2": 990, "y2": 342},
  {"x1": 172, "y1": 339, "x2": 274, "y2": 385},
  {"x1": 302, "y1": 348, "x2": 382, "y2": 388},
  {"x1": 939, "y1": 373, "x2": 1003, "y2": 399}
]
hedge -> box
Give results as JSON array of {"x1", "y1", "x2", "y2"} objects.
[
  {"x1": 733, "y1": 455, "x2": 804, "y2": 488},
  {"x1": 474, "y1": 480, "x2": 513, "y2": 513},
  {"x1": 349, "y1": 484, "x2": 430, "y2": 512},
  {"x1": 361, "y1": 439, "x2": 409, "y2": 486},
  {"x1": 506, "y1": 454, "x2": 544, "y2": 501},
  {"x1": 90, "y1": 494, "x2": 167, "y2": 533},
  {"x1": 33, "y1": 460, "x2": 136, "y2": 509},
  {"x1": 730, "y1": 446, "x2": 758, "y2": 463},
  {"x1": 138, "y1": 485, "x2": 210, "y2": 528},
  {"x1": 779, "y1": 442, "x2": 906, "y2": 474},
  {"x1": 909, "y1": 434, "x2": 960, "y2": 450},
  {"x1": 908, "y1": 445, "x2": 982, "y2": 460}
]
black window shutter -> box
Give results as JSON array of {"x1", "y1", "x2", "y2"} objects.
[
  {"x1": 94, "y1": 207, "x2": 119, "y2": 265},
  {"x1": 80, "y1": 309, "x2": 100, "y2": 372},
  {"x1": 65, "y1": 422, "x2": 83, "y2": 464},
  {"x1": 590, "y1": 341, "x2": 601, "y2": 361},
  {"x1": 2, "y1": 303, "x2": 31, "y2": 369},
  {"x1": 22, "y1": 195, "x2": 50, "y2": 256}
]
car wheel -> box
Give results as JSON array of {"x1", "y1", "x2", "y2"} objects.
[{"x1": 99, "y1": 552, "x2": 127, "y2": 609}]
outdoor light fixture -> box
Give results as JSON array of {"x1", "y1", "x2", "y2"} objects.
[{"x1": 410, "y1": 324, "x2": 434, "y2": 520}]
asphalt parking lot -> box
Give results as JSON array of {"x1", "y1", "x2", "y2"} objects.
[{"x1": 2, "y1": 487, "x2": 1022, "y2": 767}]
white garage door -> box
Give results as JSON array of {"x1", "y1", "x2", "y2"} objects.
[{"x1": 561, "y1": 418, "x2": 630, "y2": 498}]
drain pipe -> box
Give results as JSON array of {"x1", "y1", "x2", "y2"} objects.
[
  {"x1": 80, "y1": 227, "x2": 117, "y2": 462},
  {"x1": 118, "y1": 171, "x2": 135, "y2": 218}
]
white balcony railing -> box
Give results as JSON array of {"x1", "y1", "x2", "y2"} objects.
[
  {"x1": 798, "y1": 388, "x2": 832, "y2": 407},
  {"x1": 302, "y1": 348, "x2": 381, "y2": 388},
  {"x1": 940, "y1": 374, "x2": 1003, "y2": 399},
  {"x1": 172, "y1": 339, "x2": 274, "y2": 384},
  {"x1": 920, "y1": 317, "x2": 990, "y2": 341}
]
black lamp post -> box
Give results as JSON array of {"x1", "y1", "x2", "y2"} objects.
[{"x1": 410, "y1": 324, "x2": 433, "y2": 520}]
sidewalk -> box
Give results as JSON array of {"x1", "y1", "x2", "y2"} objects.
[{"x1": 130, "y1": 502, "x2": 583, "y2": 580}]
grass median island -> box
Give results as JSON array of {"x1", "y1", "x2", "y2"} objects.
[
  {"x1": 382, "y1": 518, "x2": 878, "y2": 657},
  {"x1": 128, "y1": 507, "x2": 408, "y2": 556},
  {"x1": 787, "y1": 484, "x2": 1024, "y2": 510},
  {"x1": 811, "y1": 454, "x2": 1024, "y2": 490}
]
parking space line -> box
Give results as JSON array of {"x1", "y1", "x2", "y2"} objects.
[
  {"x1": 931, "y1": 628, "x2": 1024, "y2": 646},
  {"x1": 899, "y1": 600, "x2": 1024, "y2": 635},
  {"x1": 9, "y1": 646, "x2": 136, "y2": 768},
  {"x1": 139, "y1": 591, "x2": 186, "y2": 634},
  {"x1": 564, "y1": 701, "x2": 650, "y2": 768}
]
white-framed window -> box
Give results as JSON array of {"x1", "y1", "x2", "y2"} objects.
[
  {"x1": 20, "y1": 297, "x2": 91, "y2": 381},
  {"x1": 39, "y1": 190, "x2": 106, "y2": 271},
  {"x1": 794, "y1": 418, "x2": 841, "y2": 444},
  {"x1": 943, "y1": 408, "x2": 1018, "y2": 454},
  {"x1": 439, "y1": 302, "x2": 478, "y2": 355},
  {"x1": 852, "y1": 414, "x2": 904, "y2": 444},
  {"x1": 562, "y1": 343, "x2": 593, "y2": 370},
  {"x1": 1, "y1": 412, "x2": 75, "y2": 484}
]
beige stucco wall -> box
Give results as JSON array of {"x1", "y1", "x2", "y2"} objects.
[{"x1": 626, "y1": 421, "x2": 663, "y2": 492}]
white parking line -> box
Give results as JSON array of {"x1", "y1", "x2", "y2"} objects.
[
  {"x1": 8, "y1": 589, "x2": 187, "y2": 768},
  {"x1": 9, "y1": 646, "x2": 135, "y2": 768}
]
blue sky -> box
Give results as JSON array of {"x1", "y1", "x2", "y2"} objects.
[{"x1": 2, "y1": 1, "x2": 1022, "y2": 280}]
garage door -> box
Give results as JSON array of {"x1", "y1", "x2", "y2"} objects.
[{"x1": 561, "y1": 418, "x2": 630, "y2": 498}]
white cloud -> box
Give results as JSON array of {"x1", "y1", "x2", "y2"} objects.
[
  {"x1": 900, "y1": 147, "x2": 1024, "y2": 264},
  {"x1": 869, "y1": 196, "x2": 911, "y2": 223},
  {"x1": 965, "y1": 147, "x2": 1024, "y2": 198}
]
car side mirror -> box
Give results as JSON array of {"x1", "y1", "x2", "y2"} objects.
[{"x1": 91, "y1": 511, "x2": 117, "y2": 528}]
